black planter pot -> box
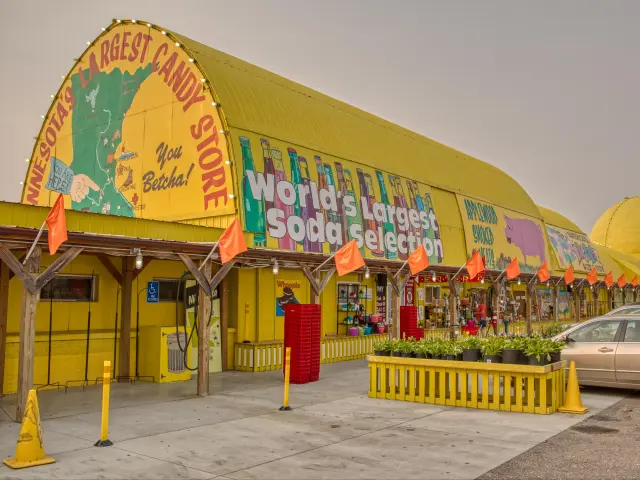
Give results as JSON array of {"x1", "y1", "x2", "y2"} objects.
[
  {"x1": 551, "y1": 352, "x2": 562, "y2": 363},
  {"x1": 483, "y1": 354, "x2": 502, "y2": 364},
  {"x1": 444, "y1": 355, "x2": 457, "y2": 361},
  {"x1": 425, "y1": 353, "x2": 433, "y2": 359},
  {"x1": 502, "y1": 349, "x2": 523, "y2": 365},
  {"x1": 527, "y1": 355, "x2": 549, "y2": 366},
  {"x1": 400, "y1": 352, "x2": 412, "y2": 358},
  {"x1": 462, "y1": 349, "x2": 482, "y2": 362},
  {"x1": 432, "y1": 354, "x2": 442, "y2": 360},
  {"x1": 392, "y1": 351, "x2": 403, "y2": 357},
  {"x1": 415, "y1": 352, "x2": 426, "y2": 359},
  {"x1": 374, "y1": 350, "x2": 390, "y2": 356}
]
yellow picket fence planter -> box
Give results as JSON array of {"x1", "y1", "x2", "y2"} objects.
[
  {"x1": 368, "y1": 356, "x2": 567, "y2": 415},
  {"x1": 234, "y1": 334, "x2": 387, "y2": 372},
  {"x1": 234, "y1": 341, "x2": 284, "y2": 372},
  {"x1": 321, "y1": 334, "x2": 386, "y2": 364}
]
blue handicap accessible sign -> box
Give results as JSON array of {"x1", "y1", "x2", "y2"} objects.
[{"x1": 147, "y1": 281, "x2": 160, "y2": 303}]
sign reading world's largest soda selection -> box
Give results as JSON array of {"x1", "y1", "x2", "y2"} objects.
[
  {"x1": 234, "y1": 131, "x2": 445, "y2": 262},
  {"x1": 22, "y1": 22, "x2": 234, "y2": 221}
]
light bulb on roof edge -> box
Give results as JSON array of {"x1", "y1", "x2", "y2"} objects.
[
  {"x1": 480, "y1": 278, "x2": 484, "y2": 284},
  {"x1": 364, "y1": 267, "x2": 370, "y2": 279},
  {"x1": 189, "y1": 58, "x2": 195, "y2": 63},
  {"x1": 517, "y1": 278, "x2": 521, "y2": 285},
  {"x1": 201, "y1": 78, "x2": 207, "y2": 82},
  {"x1": 175, "y1": 42, "x2": 180, "y2": 47},
  {"x1": 132, "y1": 19, "x2": 137, "y2": 23},
  {"x1": 547, "y1": 281, "x2": 550, "y2": 287},
  {"x1": 147, "y1": 23, "x2": 151, "y2": 27},
  {"x1": 116, "y1": 19, "x2": 121, "y2": 23},
  {"x1": 135, "y1": 250, "x2": 143, "y2": 270},
  {"x1": 272, "y1": 260, "x2": 279, "y2": 275},
  {"x1": 101, "y1": 27, "x2": 106, "y2": 31},
  {"x1": 431, "y1": 272, "x2": 436, "y2": 282},
  {"x1": 161, "y1": 30, "x2": 166, "y2": 35}
]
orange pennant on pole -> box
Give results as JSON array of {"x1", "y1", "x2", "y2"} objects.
[
  {"x1": 632, "y1": 276, "x2": 638, "y2": 287},
  {"x1": 465, "y1": 251, "x2": 485, "y2": 280},
  {"x1": 604, "y1": 272, "x2": 614, "y2": 289},
  {"x1": 218, "y1": 218, "x2": 248, "y2": 264},
  {"x1": 563, "y1": 265, "x2": 574, "y2": 285},
  {"x1": 334, "y1": 240, "x2": 365, "y2": 276},
  {"x1": 408, "y1": 245, "x2": 429, "y2": 275},
  {"x1": 537, "y1": 261, "x2": 550, "y2": 283},
  {"x1": 586, "y1": 267, "x2": 599, "y2": 286},
  {"x1": 617, "y1": 273, "x2": 627, "y2": 288},
  {"x1": 506, "y1": 257, "x2": 520, "y2": 281},
  {"x1": 45, "y1": 194, "x2": 68, "y2": 255}
]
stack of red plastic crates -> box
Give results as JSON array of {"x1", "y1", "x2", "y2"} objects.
[
  {"x1": 284, "y1": 304, "x2": 321, "y2": 384},
  {"x1": 400, "y1": 306, "x2": 423, "y2": 340}
]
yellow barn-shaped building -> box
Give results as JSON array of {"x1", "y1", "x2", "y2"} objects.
[{"x1": 0, "y1": 19, "x2": 638, "y2": 411}]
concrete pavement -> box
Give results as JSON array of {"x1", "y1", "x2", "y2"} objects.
[{"x1": 0, "y1": 360, "x2": 627, "y2": 479}]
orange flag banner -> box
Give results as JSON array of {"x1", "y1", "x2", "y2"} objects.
[
  {"x1": 586, "y1": 267, "x2": 599, "y2": 286},
  {"x1": 334, "y1": 240, "x2": 365, "y2": 276},
  {"x1": 45, "y1": 194, "x2": 68, "y2": 255},
  {"x1": 408, "y1": 245, "x2": 429, "y2": 275},
  {"x1": 537, "y1": 261, "x2": 550, "y2": 283},
  {"x1": 465, "y1": 251, "x2": 485, "y2": 280},
  {"x1": 218, "y1": 218, "x2": 248, "y2": 264},
  {"x1": 563, "y1": 265, "x2": 575, "y2": 285},
  {"x1": 604, "y1": 272, "x2": 614, "y2": 289},
  {"x1": 617, "y1": 273, "x2": 627, "y2": 288},
  {"x1": 632, "y1": 276, "x2": 638, "y2": 287},
  {"x1": 506, "y1": 257, "x2": 520, "y2": 281}
]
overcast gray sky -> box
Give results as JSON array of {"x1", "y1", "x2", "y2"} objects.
[{"x1": 1, "y1": 0, "x2": 637, "y2": 232}]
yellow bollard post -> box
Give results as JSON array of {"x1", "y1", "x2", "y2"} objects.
[
  {"x1": 94, "y1": 361, "x2": 113, "y2": 446},
  {"x1": 279, "y1": 347, "x2": 292, "y2": 411}
]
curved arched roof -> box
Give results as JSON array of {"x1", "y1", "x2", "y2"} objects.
[
  {"x1": 537, "y1": 206, "x2": 585, "y2": 234},
  {"x1": 171, "y1": 27, "x2": 541, "y2": 218},
  {"x1": 591, "y1": 197, "x2": 640, "y2": 259}
]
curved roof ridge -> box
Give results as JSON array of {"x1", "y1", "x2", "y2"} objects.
[{"x1": 173, "y1": 28, "x2": 541, "y2": 218}]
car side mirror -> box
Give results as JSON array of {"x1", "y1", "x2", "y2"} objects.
[{"x1": 563, "y1": 335, "x2": 574, "y2": 343}]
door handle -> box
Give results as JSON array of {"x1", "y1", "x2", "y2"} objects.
[{"x1": 598, "y1": 347, "x2": 613, "y2": 353}]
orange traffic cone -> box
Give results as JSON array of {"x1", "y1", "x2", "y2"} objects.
[
  {"x1": 559, "y1": 361, "x2": 588, "y2": 414},
  {"x1": 3, "y1": 390, "x2": 55, "y2": 469}
]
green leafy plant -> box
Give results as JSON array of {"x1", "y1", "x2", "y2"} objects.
[
  {"x1": 540, "y1": 323, "x2": 571, "y2": 338},
  {"x1": 373, "y1": 339, "x2": 392, "y2": 352},
  {"x1": 524, "y1": 337, "x2": 554, "y2": 362},
  {"x1": 458, "y1": 335, "x2": 482, "y2": 350},
  {"x1": 481, "y1": 336, "x2": 506, "y2": 357},
  {"x1": 442, "y1": 340, "x2": 463, "y2": 356},
  {"x1": 505, "y1": 336, "x2": 527, "y2": 351}
]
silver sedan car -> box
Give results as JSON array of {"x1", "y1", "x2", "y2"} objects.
[
  {"x1": 605, "y1": 303, "x2": 640, "y2": 316},
  {"x1": 553, "y1": 314, "x2": 640, "y2": 389}
]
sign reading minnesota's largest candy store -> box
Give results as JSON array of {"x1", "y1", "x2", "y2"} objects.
[
  {"x1": 22, "y1": 23, "x2": 234, "y2": 221},
  {"x1": 234, "y1": 131, "x2": 445, "y2": 261}
]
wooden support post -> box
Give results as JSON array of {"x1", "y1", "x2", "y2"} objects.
[
  {"x1": 119, "y1": 257, "x2": 133, "y2": 381},
  {"x1": 197, "y1": 260, "x2": 212, "y2": 396},
  {"x1": 525, "y1": 283, "x2": 534, "y2": 335},
  {"x1": 16, "y1": 247, "x2": 41, "y2": 422},
  {"x1": 575, "y1": 286, "x2": 582, "y2": 323},
  {"x1": 391, "y1": 283, "x2": 400, "y2": 339},
  {"x1": 447, "y1": 275, "x2": 457, "y2": 339},
  {"x1": 0, "y1": 259, "x2": 9, "y2": 395},
  {"x1": 220, "y1": 276, "x2": 229, "y2": 371}
]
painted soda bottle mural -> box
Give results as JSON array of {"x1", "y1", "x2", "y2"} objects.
[
  {"x1": 298, "y1": 156, "x2": 322, "y2": 253},
  {"x1": 324, "y1": 163, "x2": 347, "y2": 248},
  {"x1": 316, "y1": 156, "x2": 340, "y2": 252},
  {"x1": 240, "y1": 136, "x2": 267, "y2": 247},
  {"x1": 423, "y1": 190, "x2": 443, "y2": 263},
  {"x1": 375, "y1": 171, "x2": 397, "y2": 260},
  {"x1": 287, "y1": 148, "x2": 303, "y2": 221},
  {"x1": 334, "y1": 162, "x2": 352, "y2": 248},
  {"x1": 357, "y1": 168, "x2": 384, "y2": 257},
  {"x1": 343, "y1": 168, "x2": 365, "y2": 255},
  {"x1": 406, "y1": 179, "x2": 442, "y2": 263},
  {"x1": 272, "y1": 148, "x2": 296, "y2": 250},
  {"x1": 404, "y1": 180, "x2": 426, "y2": 254},
  {"x1": 260, "y1": 139, "x2": 276, "y2": 213},
  {"x1": 389, "y1": 175, "x2": 408, "y2": 260}
]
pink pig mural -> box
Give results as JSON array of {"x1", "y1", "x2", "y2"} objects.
[{"x1": 504, "y1": 216, "x2": 546, "y2": 265}]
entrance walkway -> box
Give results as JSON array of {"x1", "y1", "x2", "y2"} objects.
[{"x1": 0, "y1": 361, "x2": 627, "y2": 479}]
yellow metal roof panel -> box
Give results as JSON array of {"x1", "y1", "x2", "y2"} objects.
[{"x1": 173, "y1": 30, "x2": 541, "y2": 219}]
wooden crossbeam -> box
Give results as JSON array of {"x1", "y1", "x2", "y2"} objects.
[
  {"x1": 384, "y1": 266, "x2": 410, "y2": 297},
  {"x1": 300, "y1": 264, "x2": 336, "y2": 296},
  {"x1": 35, "y1": 248, "x2": 83, "y2": 291},
  {"x1": 0, "y1": 246, "x2": 37, "y2": 293},
  {"x1": 97, "y1": 254, "x2": 123, "y2": 286},
  {"x1": 210, "y1": 261, "x2": 235, "y2": 293},
  {"x1": 178, "y1": 253, "x2": 212, "y2": 297}
]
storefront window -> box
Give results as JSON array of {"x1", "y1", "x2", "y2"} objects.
[
  {"x1": 156, "y1": 279, "x2": 185, "y2": 302},
  {"x1": 41, "y1": 275, "x2": 96, "y2": 302}
]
